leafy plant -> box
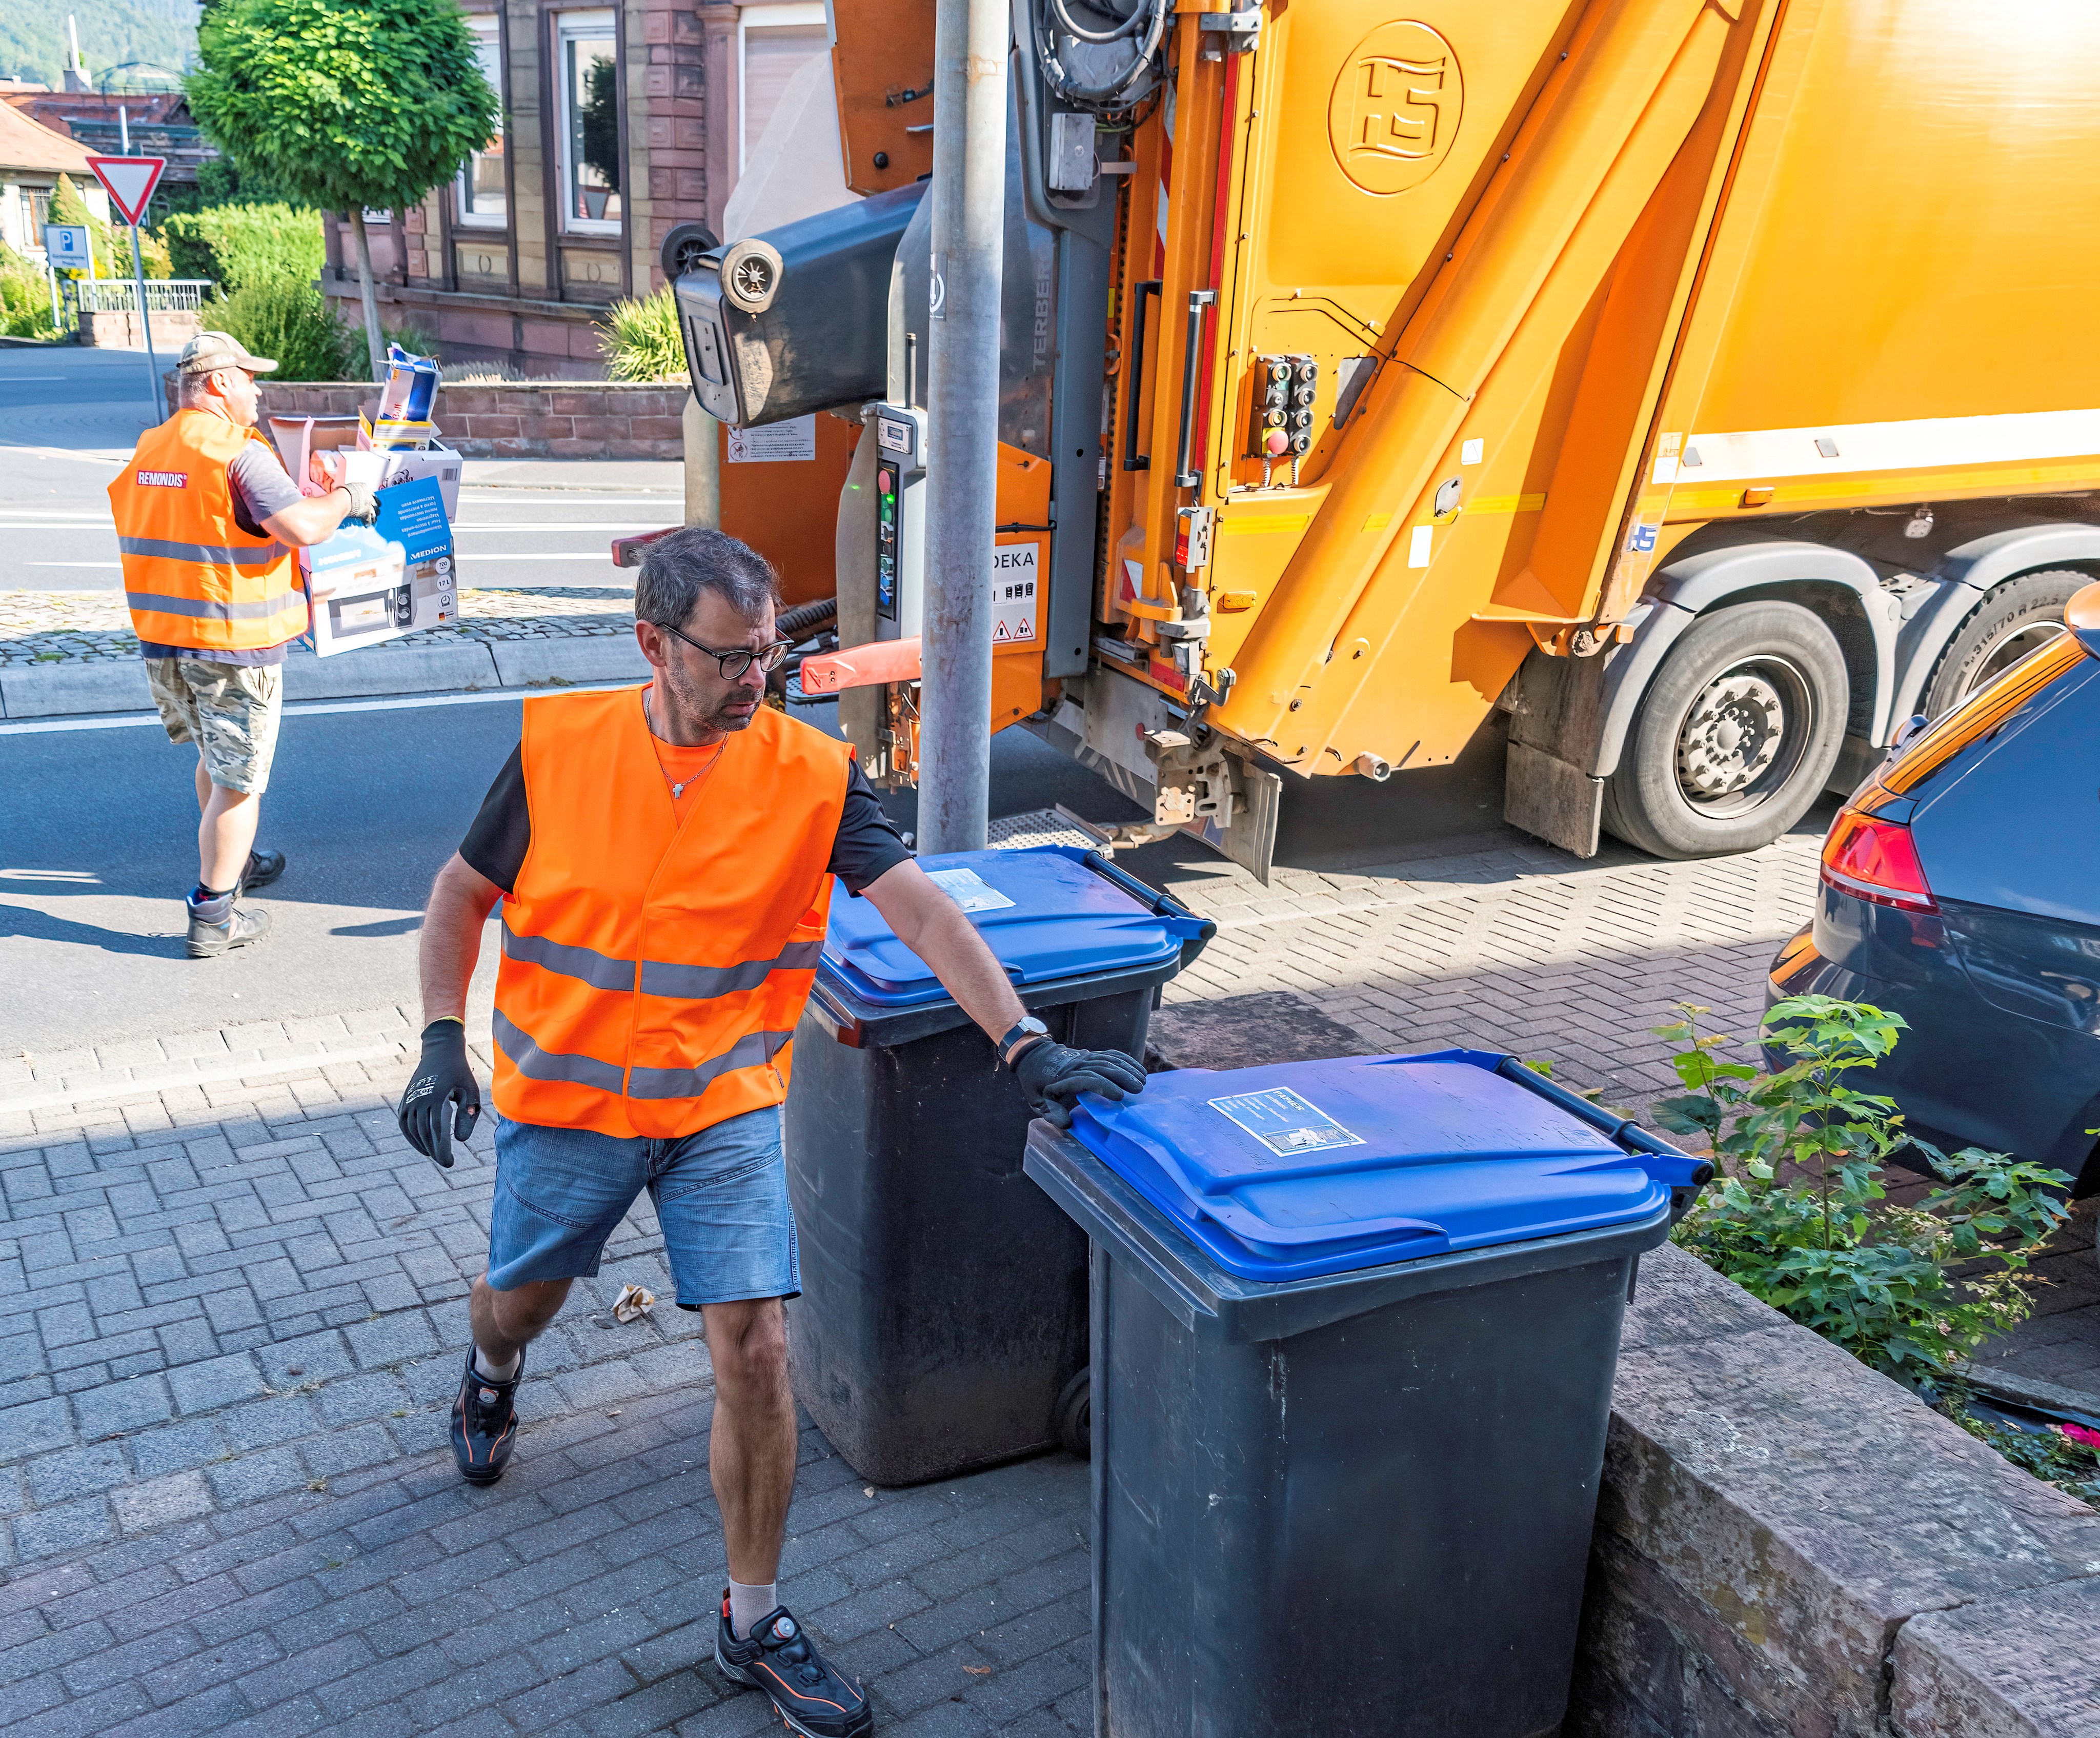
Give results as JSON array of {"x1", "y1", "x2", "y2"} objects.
[
  {"x1": 162, "y1": 203, "x2": 324, "y2": 294},
  {"x1": 1947, "y1": 1405, "x2": 2100, "y2": 1512},
  {"x1": 600, "y1": 288, "x2": 685, "y2": 382},
  {"x1": 0, "y1": 242, "x2": 58, "y2": 339},
  {"x1": 187, "y1": 0, "x2": 499, "y2": 379},
  {"x1": 1658, "y1": 996, "x2": 2072, "y2": 1384},
  {"x1": 215, "y1": 273, "x2": 355, "y2": 381}
]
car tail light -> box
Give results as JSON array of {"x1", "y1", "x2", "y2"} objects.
[{"x1": 1821, "y1": 808, "x2": 1936, "y2": 911}]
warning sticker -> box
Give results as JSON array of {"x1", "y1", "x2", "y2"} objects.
[
  {"x1": 726, "y1": 415, "x2": 817, "y2": 463},
  {"x1": 1207, "y1": 1087, "x2": 1366, "y2": 1157},
  {"x1": 925, "y1": 867, "x2": 1017, "y2": 913},
  {"x1": 990, "y1": 542, "x2": 1039, "y2": 644}
]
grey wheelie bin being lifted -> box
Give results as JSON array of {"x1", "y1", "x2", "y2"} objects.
[
  {"x1": 783, "y1": 844, "x2": 1212, "y2": 1487},
  {"x1": 1025, "y1": 1048, "x2": 1712, "y2": 1738}
]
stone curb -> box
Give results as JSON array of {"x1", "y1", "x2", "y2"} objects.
[{"x1": 0, "y1": 636, "x2": 654, "y2": 719}]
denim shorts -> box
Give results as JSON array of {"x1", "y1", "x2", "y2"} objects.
[{"x1": 486, "y1": 1106, "x2": 798, "y2": 1306}]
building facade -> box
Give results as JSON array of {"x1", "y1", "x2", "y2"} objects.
[{"x1": 321, "y1": 0, "x2": 844, "y2": 377}]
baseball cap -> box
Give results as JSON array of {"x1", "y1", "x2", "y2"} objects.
[{"x1": 178, "y1": 331, "x2": 279, "y2": 376}]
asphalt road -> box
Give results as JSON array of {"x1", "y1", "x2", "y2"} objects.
[
  {"x1": 0, "y1": 693, "x2": 1141, "y2": 1055},
  {"x1": 0, "y1": 346, "x2": 674, "y2": 593}
]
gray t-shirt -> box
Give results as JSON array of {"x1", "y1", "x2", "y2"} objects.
[{"x1": 137, "y1": 434, "x2": 313, "y2": 668}]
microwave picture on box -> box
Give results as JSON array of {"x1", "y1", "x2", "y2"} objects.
[{"x1": 326, "y1": 576, "x2": 416, "y2": 640}]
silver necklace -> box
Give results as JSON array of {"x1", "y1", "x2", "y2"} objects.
[{"x1": 643, "y1": 689, "x2": 724, "y2": 800}]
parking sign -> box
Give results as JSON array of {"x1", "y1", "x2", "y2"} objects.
[{"x1": 44, "y1": 224, "x2": 92, "y2": 270}]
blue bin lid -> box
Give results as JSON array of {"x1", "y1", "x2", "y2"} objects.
[
  {"x1": 1068, "y1": 1050, "x2": 1684, "y2": 1281},
  {"x1": 821, "y1": 845, "x2": 1203, "y2": 1008}
]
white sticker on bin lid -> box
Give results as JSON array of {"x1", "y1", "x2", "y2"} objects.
[
  {"x1": 925, "y1": 867, "x2": 1017, "y2": 913},
  {"x1": 1207, "y1": 1087, "x2": 1366, "y2": 1157}
]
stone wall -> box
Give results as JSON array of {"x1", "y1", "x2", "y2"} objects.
[
  {"x1": 80, "y1": 308, "x2": 201, "y2": 351},
  {"x1": 1575, "y1": 1242, "x2": 2100, "y2": 1736},
  {"x1": 253, "y1": 380, "x2": 686, "y2": 459}
]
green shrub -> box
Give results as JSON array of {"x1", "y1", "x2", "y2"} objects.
[
  {"x1": 1659, "y1": 996, "x2": 2072, "y2": 1385},
  {"x1": 0, "y1": 242, "x2": 57, "y2": 339},
  {"x1": 600, "y1": 288, "x2": 684, "y2": 382},
  {"x1": 162, "y1": 204, "x2": 325, "y2": 295},
  {"x1": 215, "y1": 274, "x2": 355, "y2": 381}
]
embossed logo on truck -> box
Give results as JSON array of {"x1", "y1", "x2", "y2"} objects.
[{"x1": 1329, "y1": 21, "x2": 1463, "y2": 195}]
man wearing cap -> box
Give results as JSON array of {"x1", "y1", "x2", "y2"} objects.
[
  {"x1": 109, "y1": 331, "x2": 376, "y2": 958},
  {"x1": 395, "y1": 526, "x2": 1147, "y2": 1737}
]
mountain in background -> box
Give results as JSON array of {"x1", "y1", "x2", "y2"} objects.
[{"x1": 2, "y1": 0, "x2": 200, "y2": 92}]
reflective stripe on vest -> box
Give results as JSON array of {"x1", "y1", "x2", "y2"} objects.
[
  {"x1": 119, "y1": 536, "x2": 290, "y2": 568},
  {"x1": 109, "y1": 412, "x2": 307, "y2": 654},
  {"x1": 490, "y1": 687, "x2": 852, "y2": 1141},
  {"x1": 500, "y1": 921, "x2": 825, "y2": 1000},
  {"x1": 493, "y1": 1009, "x2": 795, "y2": 1101}
]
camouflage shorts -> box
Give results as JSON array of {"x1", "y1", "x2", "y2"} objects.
[{"x1": 145, "y1": 657, "x2": 285, "y2": 795}]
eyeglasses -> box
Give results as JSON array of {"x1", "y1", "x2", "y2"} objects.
[{"x1": 650, "y1": 619, "x2": 791, "y2": 679}]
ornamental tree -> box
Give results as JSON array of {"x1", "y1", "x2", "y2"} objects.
[{"x1": 187, "y1": 0, "x2": 500, "y2": 379}]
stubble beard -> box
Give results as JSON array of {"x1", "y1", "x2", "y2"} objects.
[{"x1": 659, "y1": 652, "x2": 758, "y2": 735}]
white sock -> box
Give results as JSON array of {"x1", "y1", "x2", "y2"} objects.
[
  {"x1": 730, "y1": 1579, "x2": 778, "y2": 1640},
  {"x1": 473, "y1": 1345, "x2": 520, "y2": 1382}
]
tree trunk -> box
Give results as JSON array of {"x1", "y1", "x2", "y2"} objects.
[{"x1": 348, "y1": 209, "x2": 387, "y2": 382}]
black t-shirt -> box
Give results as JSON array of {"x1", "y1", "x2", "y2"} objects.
[{"x1": 458, "y1": 742, "x2": 913, "y2": 896}]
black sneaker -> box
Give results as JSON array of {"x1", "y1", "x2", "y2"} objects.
[
  {"x1": 715, "y1": 1593, "x2": 872, "y2": 1737},
  {"x1": 186, "y1": 896, "x2": 272, "y2": 960},
  {"x1": 451, "y1": 1347, "x2": 522, "y2": 1485},
  {"x1": 239, "y1": 848, "x2": 287, "y2": 893}
]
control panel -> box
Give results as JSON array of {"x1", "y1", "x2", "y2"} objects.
[
  {"x1": 872, "y1": 403, "x2": 926, "y2": 640},
  {"x1": 1245, "y1": 353, "x2": 1319, "y2": 483}
]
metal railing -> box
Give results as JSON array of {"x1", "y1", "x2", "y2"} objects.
[{"x1": 71, "y1": 279, "x2": 213, "y2": 314}]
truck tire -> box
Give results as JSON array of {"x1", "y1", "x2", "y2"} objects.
[
  {"x1": 716, "y1": 238, "x2": 783, "y2": 314},
  {"x1": 1923, "y1": 570, "x2": 2086, "y2": 717},
  {"x1": 1602, "y1": 601, "x2": 1848, "y2": 860}
]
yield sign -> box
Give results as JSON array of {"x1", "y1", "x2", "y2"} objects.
[{"x1": 86, "y1": 155, "x2": 166, "y2": 226}]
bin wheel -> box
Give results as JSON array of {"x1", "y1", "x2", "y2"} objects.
[
  {"x1": 1053, "y1": 1369, "x2": 1091, "y2": 1458},
  {"x1": 718, "y1": 238, "x2": 784, "y2": 314},
  {"x1": 660, "y1": 221, "x2": 720, "y2": 287}
]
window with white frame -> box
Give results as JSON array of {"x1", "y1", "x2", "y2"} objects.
[
  {"x1": 556, "y1": 9, "x2": 621, "y2": 234},
  {"x1": 456, "y1": 13, "x2": 507, "y2": 227},
  {"x1": 738, "y1": 3, "x2": 830, "y2": 172}
]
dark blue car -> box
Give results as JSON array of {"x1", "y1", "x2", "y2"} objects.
[{"x1": 1768, "y1": 584, "x2": 2100, "y2": 1197}]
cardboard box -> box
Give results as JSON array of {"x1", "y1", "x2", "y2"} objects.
[
  {"x1": 267, "y1": 415, "x2": 463, "y2": 517},
  {"x1": 302, "y1": 475, "x2": 458, "y2": 657}
]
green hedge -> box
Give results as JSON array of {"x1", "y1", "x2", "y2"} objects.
[
  {"x1": 214, "y1": 275, "x2": 355, "y2": 382},
  {"x1": 161, "y1": 204, "x2": 324, "y2": 296}
]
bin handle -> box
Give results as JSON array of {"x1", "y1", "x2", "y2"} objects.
[
  {"x1": 805, "y1": 977, "x2": 865, "y2": 1048},
  {"x1": 1073, "y1": 846, "x2": 1218, "y2": 968}
]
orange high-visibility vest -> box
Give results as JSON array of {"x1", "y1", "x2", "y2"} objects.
[
  {"x1": 108, "y1": 411, "x2": 308, "y2": 654},
  {"x1": 493, "y1": 686, "x2": 853, "y2": 1140}
]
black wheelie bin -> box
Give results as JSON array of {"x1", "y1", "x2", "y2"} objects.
[
  {"x1": 783, "y1": 844, "x2": 1213, "y2": 1486},
  {"x1": 1024, "y1": 1048, "x2": 1712, "y2": 1738}
]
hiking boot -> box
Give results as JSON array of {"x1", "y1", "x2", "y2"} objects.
[
  {"x1": 239, "y1": 848, "x2": 287, "y2": 893},
  {"x1": 186, "y1": 895, "x2": 271, "y2": 960},
  {"x1": 716, "y1": 1594, "x2": 872, "y2": 1737},
  {"x1": 452, "y1": 1346, "x2": 523, "y2": 1486}
]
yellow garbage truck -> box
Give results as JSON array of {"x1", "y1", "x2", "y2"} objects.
[{"x1": 671, "y1": 0, "x2": 2100, "y2": 880}]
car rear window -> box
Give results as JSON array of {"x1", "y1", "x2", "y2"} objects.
[{"x1": 1882, "y1": 633, "x2": 2089, "y2": 796}]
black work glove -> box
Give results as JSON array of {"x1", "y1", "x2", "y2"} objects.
[
  {"x1": 1011, "y1": 1038, "x2": 1147, "y2": 1129},
  {"x1": 341, "y1": 481, "x2": 378, "y2": 524},
  {"x1": 398, "y1": 1018, "x2": 481, "y2": 1167}
]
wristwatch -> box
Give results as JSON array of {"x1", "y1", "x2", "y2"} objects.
[{"x1": 997, "y1": 1016, "x2": 1051, "y2": 1067}]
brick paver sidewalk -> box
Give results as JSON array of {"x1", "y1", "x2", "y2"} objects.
[{"x1": 7, "y1": 815, "x2": 2087, "y2": 1733}]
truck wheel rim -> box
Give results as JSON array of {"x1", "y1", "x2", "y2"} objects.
[
  {"x1": 1958, "y1": 620, "x2": 2066, "y2": 703},
  {"x1": 1672, "y1": 657, "x2": 1812, "y2": 819}
]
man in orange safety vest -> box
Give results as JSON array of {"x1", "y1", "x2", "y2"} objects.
[
  {"x1": 108, "y1": 331, "x2": 376, "y2": 958},
  {"x1": 396, "y1": 527, "x2": 1147, "y2": 1737}
]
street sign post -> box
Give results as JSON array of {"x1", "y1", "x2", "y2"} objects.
[
  {"x1": 43, "y1": 224, "x2": 93, "y2": 336},
  {"x1": 85, "y1": 154, "x2": 169, "y2": 423}
]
